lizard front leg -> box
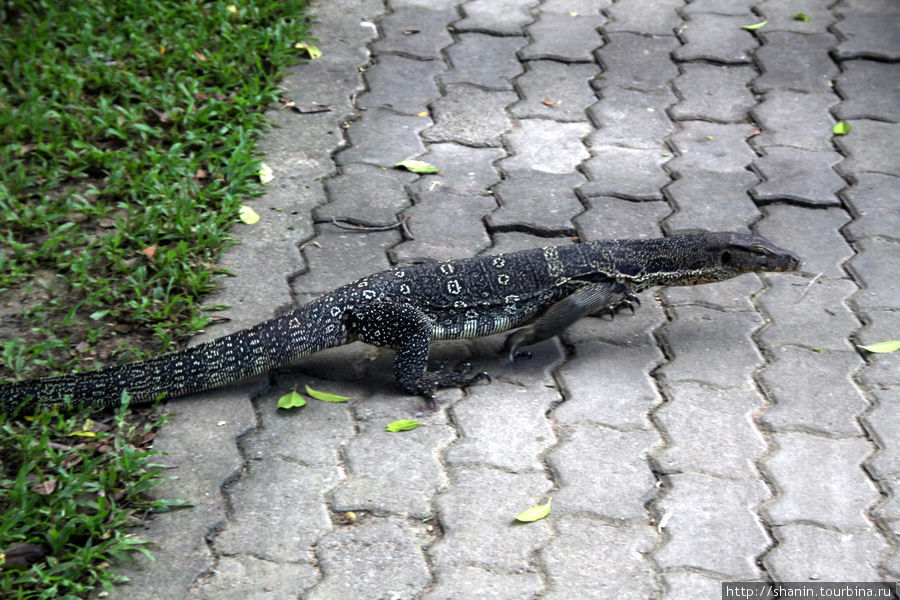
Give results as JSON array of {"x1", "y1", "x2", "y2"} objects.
[
  {"x1": 503, "y1": 281, "x2": 631, "y2": 362},
  {"x1": 347, "y1": 301, "x2": 489, "y2": 405}
]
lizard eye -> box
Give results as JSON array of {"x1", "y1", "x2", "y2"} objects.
[{"x1": 749, "y1": 246, "x2": 768, "y2": 256}]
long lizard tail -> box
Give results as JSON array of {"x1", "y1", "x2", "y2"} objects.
[{"x1": 0, "y1": 300, "x2": 347, "y2": 412}]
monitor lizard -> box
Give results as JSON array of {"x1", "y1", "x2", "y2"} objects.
[{"x1": 0, "y1": 231, "x2": 801, "y2": 411}]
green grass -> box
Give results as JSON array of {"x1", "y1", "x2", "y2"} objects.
[{"x1": 0, "y1": 0, "x2": 313, "y2": 596}]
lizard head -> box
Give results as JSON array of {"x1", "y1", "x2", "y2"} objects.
[{"x1": 715, "y1": 232, "x2": 802, "y2": 275}]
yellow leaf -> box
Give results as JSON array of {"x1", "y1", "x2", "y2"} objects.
[
  {"x1": 417, "y1": 111, "x2": 429, "y2": 117},
  {"x1": 294, "y1": 42, "x2": 322, "y2": 59},
  {"x1": 858, "y1": 340, "x2": 900, "y2": 353},
  {"x1": 514, "y1": 498, "x2": 552, "y2": 522},
  {"x1": 226, "y1": 4, "x2": 238, "y2": 13},
  {"x1": 258, "y1": 162, "x2": 274, "y2": 184},
  {"x1": 239, "y1": 205, "x2": 260, "y2": 224},
  {"x1": 385, "y1": 419, "x2": 425, "y2": 432}
]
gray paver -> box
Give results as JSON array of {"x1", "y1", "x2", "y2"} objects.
[
  {"x1": 681, "y1": 0, "x2": 755, "y2": 15},
  {"x1": 670, "y1": 64, "x2": 757, "y2": 122},
  {"x1": 756, "y1": 205, "x2": 852, "y2": 278},
  {"x1": 306, "y1": 517, "x2": 432, "y2": 600},
  {"x1": 594, "y1": 33, "x2": 680, "y2": 92},
  {"x1": 668, "y1": 122, "x2": 757, "y2": 174},
  {"x1": 520, "y1": 12, "x2": 605, "y2": 62},
  {"x1": 192, "y1": 556, "x2": 318, "y2": 600},
  {"x1": 834, "y1": 61, "x2": 900, "y2": 122},
  {"x1": 487, "y1": 169, "x2": 585, "y2": 234},
  {"x1": 575, "y1": 197, "x2": 670, "y2": 240},
  {"x1": 357, "y1": 54, "x2": 443, "y2": 114},
  {"x1": 856, "y1": 311, "x2": 900, "y2": 388},
  {"x1": 835, "y1": 120, "x2": 900, "y2": 176},
  {"x1": 500, "y1": 118, "x2": 591, "y2": 174},
  {"x1": 758, "y1": 0, "x2": 835, "y2": 33},
  {"x1": 843, "y1": 173, "x2": 900, "y2": 242},
  {"x1": 317, "y1": 162, "x2": 416, "y2": 225},
  {"x1": 654, "y1": 473, "x2": 769, "y2": 577},
  {"x1": 656, "y1": 383, "x2": 766, "y2": 479},
  {"x1": 663, "y1": 170, "x2": 760, "y2": 233},
  {"x1": 752, "y1": 146, "x2": 846, "y2": 206},
  {"x1": 371, "y1": 7, "x2": 455, "y2": 59},
  {"x1": 510, "y1": 60, "x2": 599, "y2": 121},
  {"x1": 673, "y1": 14, "x2": 758, "y2": 64},
  {"x1": 440, "y1": 33, "x2": 527, "y2": 90},
  {"x1": 765, "y1": 433, "x2": 879, "y2": 531},
  {"x1": 542, "y1": 518, "x2": 657, "y2": 600},
  {"x1": 660, "y1": 270, "x2": 762, "y2": 311},
  {"x1": 751, "y1": 91, "x2": 839, "y2": 151},
  {"x1": 833, "y1": 12, "x2": 900, "y2": 60},
  {"x1": 455, "y1": 0, "x2": 536, "y2": 34},
  {"x1": 604, "y1": 0, "x2": 682, "y2": 35},
  {"x1": 587, "y1": 88, "x2": 677, "y2": 149},
  {"x1": 421, "y1": 85, "x2": 517, "y2": 147},
  {"x1": 663, "y1": 573, "x2": 724, "y2": 600},
  {"x1": 847, "y1": 237, "x2": 900, "y2": 310},
  {"x1": 392, "y1": 191, "x2": 495, "y2": 262},
  {"x1": 408, "y1": 142, "x2": 505, "y2": 196},
  {"x1": 754, "y1": 32, "x2": 838, "y2": 93},
  {"x1": 424, "y1": 566, "x2": 543, "y2": 600},
  {"x1": 656, "y1": 306, "x2": 765, "y2": 389},
  {"x1": 581, "y1": 147, "x2": 670, "y2": 200},
  {"x1": 758, "y1": 348, "x2": 867, "y2": 436},
  {"x1": 335, "y1": 108, "x2": 430, "y2": 166},
  {"x1": 764, "y1": 524, "x2": 887, "y2": 581},
  {"x1": 866, "y1": 390, "x2": 900, "y2": 480}
]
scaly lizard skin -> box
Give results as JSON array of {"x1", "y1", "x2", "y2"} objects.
[{"x1": 0, "y1": 231, "x2": 800, "y2": 411}]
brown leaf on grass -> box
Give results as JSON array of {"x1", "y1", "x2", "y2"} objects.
[
  {"x1": 31, "y1": 479, "x2": 57, "y2": 495},
  {"x1": 149, "y1": 107, "x2": 172, "y2": 123},
  {"x1": 194, "y1": 51, "x2": 207, "y2": 62},
  {"x1": 141, "y1": 246, "x2": 157, "y2": 259},
  {"x1": 192, "y1": 168, "x2": 210, "y2": 186}
]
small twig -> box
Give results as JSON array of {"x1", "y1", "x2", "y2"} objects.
[
  {"x1": 299, "y1": 240, "x2": 322, "y2": 252},
  {"x1": 331, "y1": 216, "x2": 414, "y2": 239},
  {"x1": 795, "y1": 271, "x2": 822, "y2": 303}
]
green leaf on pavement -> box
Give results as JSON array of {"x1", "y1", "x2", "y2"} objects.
[
  {"x1": 394, "y1": 159, "x2": 440, "y2": 174},
  {"x1": 741, "y1": 20, "x2": 768, "y2": 30},
  {"x1": 514, "y1": 498, "x2": 552, "y2": 522},
  {"x1": 858, "y1": 340, "x2": 900, "y2": 354},
  {"x1": 305, "y1": 385, "x2": 351, "y2": 403},
  {"x1": 794, "y1": 13, "x2": 811, "y2": 22},
  {"x1": 833, "y1": 121, "x2": 851, "y2": 135},
  {"x1": 294, "y1": 42, "x2": 322, "y2": 59},
  {"x1": 277, "y1": 389, "x2": 306, "y2": 409},
  {"x1": 385, "y1": 419, "x2": 425, "y2": 432}
]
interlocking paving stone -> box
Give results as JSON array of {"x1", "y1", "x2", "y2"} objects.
[
  {"x1": 593, "y1": 33, "x2": 680, "y2": 92},
  {"x1": 855, "y1": 311, "x2": 900, "y2": 388},
  {"x1": 542, "y1": 518, "x2": 657, "y2": 600},
  {"x1": 357, "y1": 54, "x2": 443, "y2": 114},
  {"x1": 866, "y1": 390, "x2": 900, "y2": 480},
  {"x1": 562, "y1": 298, "x2": 666, "y2": 347},
  {"x1": 335, "y1": 108, "x2": 431, "y2": 166},
  {"x1": 440, "y1": 33, "x2": 527, "y2": 90},
  {"x1": 673, "y1": 14, "x2": 758, "y2": 64},
  {"x1": 215, "y1": 457, "x2": 342, "y2": 562},
  {"x1": 751, "y1": 91, "x2": 839, "y2": 151},
  {"x1": 834, "y1": 120, "x2": 900, "y2": 176},
  {"x1": 317, "y1": 163, "x2": 416, "y2": 225},
  {"x1": 754, "y1": 32, "x2": 839, "y2": 93},
  {"x1": 681, "y1": 0, "x2": 755, "y2": 15},
  {"x1": 520, "y1": 13, "x2": 605, "y2": 61},
  {"x1": 663, "y1": 573, "x2": 723, "y2": 600},
  {"x1": 392, "y1": 191, "x2": 495, "y2": 262},
  {"x1": 587, "y1": 88, "x2": 677, "y2": 149},
  {"x1": 331, "y1": 423, "x2": 455, "y2": 518},
  {"x1": 756, "y1": 205, "x2": 852, "y2": 279},
  {"x1": 306, "y1": 517, "x2": 432, "y2": 600},
  {"x1": 663, "y1": 170, "x2": 760, "y2": 233},
  {"x1": 604, "y1": 0, "x2": 682, "y2": 35},
  {"x1": 670, "y1": 64, "x2": 757, "y2": 122},
  {"x1": 847, "y1": 237, "x2": 900, "y2": 311},
  {"x1": 487, "y1": 169, "x2": 585, "y2": 234},
  {"x1": 758, "y1": 347, "x2": 867, "y2": 436},
  {"x1": 756, "y1": 274, "x2": 859, "y2": 352},
  {"x1": 833, "y1": 12, "x2": 900, "y2": 61},
  {"x1": 660, "y1": 271, "x2": 762, "y2": 311},
  {"x1": 455, "y1": 0, "x2": 537, "y2": 34},
  {"x1": 371, "y1": 7, "x2": 456, "y2": 59},
  {"x1": 834, "y1": 61, "x2": 900, "y2": 122},
  {"x1": 445, "y1": 381, "x2": 557, "y2": 472},
  {"x1": 580, "y1": 147, "x2": 670, "y2": 200},
  {"x1": 839, "y1": 174, "x2": 900, "y2": 242},
  {"x1": 575, "y1": 197, "x2": 669, "y2": 240},
  {"x1": 757, "y1": 0, "x2": 834, "y2": 33},
  {"x1": 192, "y1": 555, "x2": 318, "y2": 600},
  {"x1": 764, "y1": 524, "x2": 887, "y2": 580},
  {"x1": 765, "y1": 433, "x2": 878, "y2": 531},
  {"x1": 424, "y1": 566, "x2": 543, "y2": 600},
  {"x1": 294, "y1": 228, "x2": 397, "y2": 293},
  {"x1": 656, "y1": 306, "x2": 765, "y2": 389},
  {"x1": 499, "y1": 118, "x2": 591, "y2": 174},
  {"x1": 752, "y1": 146, "x2": 846, "y2": 206},
  {"x1": 655, "y1": 383, "x2": 766, "y2": 479},
  {"x1": 510, "y1": 60, "x2": 599, "y2": 121},
  {"x1": 408, "y1": 143, "x2": 505, "y2": 196},
  {"x1": 654, "y1": 473, "x2": 768, "y2": 577},
  {"x1": 541, "y1": 0, "x2": 612, "y2": 13},
  {"x1": 421, "y1": 85, "x2": 517, "y2": 147},
  {"x1": 554, "y1": 341, "x2": 664, "y2": 429},
  {"x1": 430, "y1": 467, "x2": 552, "y2": 570},
  {"x1": 548, "y1": 425, "x2": 659, "y2": 520},
  {"x1": 667, "y1": 122, "x2": 757, "y2": 174}
]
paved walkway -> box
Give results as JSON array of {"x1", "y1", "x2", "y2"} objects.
[{"x1": 107, "y1": 0, "x2": 899, "y2": 598}]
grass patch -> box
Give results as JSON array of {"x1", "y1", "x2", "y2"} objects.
[
  {"x1": 0, "y1": 0, "x2": 313, "y2": 596},
  {"x1": 0, "y1": 0, "x2": 312, "y2": 379}
]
